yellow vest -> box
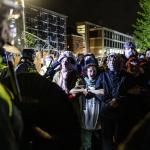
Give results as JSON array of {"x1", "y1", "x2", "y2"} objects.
[{"x1": 0, "y1": 83, "x2": 13, "y2": 117}]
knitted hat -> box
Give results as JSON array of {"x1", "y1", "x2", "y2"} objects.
[
  {"x1": 85, "y1": 57, "x2": 97, "y2": 68},
  {"x1": 58, "y1": 51, "x2": 76, "y2": 64},
  {"x1": 84, "y1": 53, "x2": 98, "y2": 67}
]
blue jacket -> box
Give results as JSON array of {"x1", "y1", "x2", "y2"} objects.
[{"x1": 98, "y1": 70, "x2": 134, "y2": 119}]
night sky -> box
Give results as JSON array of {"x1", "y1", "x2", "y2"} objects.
[{"x1": 27, "y1": 0, "x2": 139, "y2": 35}]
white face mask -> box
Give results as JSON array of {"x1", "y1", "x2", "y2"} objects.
[
  {"x1": 124, "y1": 49, "x2": 134, "y2": 59},
  {"x1": 146, "y1": 51, "x2": 150, "y2": 58}
]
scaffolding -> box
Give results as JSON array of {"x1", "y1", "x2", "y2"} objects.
[{"x1": 24, "y1": 4, "x2": 67, "y2": 53}]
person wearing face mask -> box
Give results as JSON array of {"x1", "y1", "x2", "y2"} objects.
[
  {"x1": 123, "y1": 42, "x2": 142, "y2": 77},
  {"x1": 123, "y1": 42, "x2": 143, "y2": 83},
  {"x1": 99, "y1": 53, "x2": 135, "y2": 150},
  {"x1": 123, "y1": 42, "x2": 138, "y2": 59}
]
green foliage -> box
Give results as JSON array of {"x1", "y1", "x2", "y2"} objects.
[
  {"x1": 25, "y1": 32, "x2": 37, "y2": 48},
  {"x1": 133, "y1": 0, "x2": 150, "y2": 52}
]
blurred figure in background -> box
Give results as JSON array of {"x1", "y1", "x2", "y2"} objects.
[
  {"x1": 143, "y1": 48, "x2": 150, "y2": 88},
  {"x1": 145, "y1": 48, "x2": 150, "y2": 63},
  {"x1": 76, "y1": 53, "x2": 85, "y2": 76},
  {"x1": 123, "y1": 42, "x2": 138, "y2": 60},
  {"x1": 99, "y1": 53, "x2": 134, "y2": 150},
  {"x1": 39, "y1": 55, "x2": 53, "y2": 76},
  {"x1": 53, "y1": 50, "x2": 78, "y2": 94},
  {"x1": 0, "y1": 0, "x2": 23, "y2": 150},
  {"x1": 15, "y1": 48, "x2": 37, "y2": 74}
]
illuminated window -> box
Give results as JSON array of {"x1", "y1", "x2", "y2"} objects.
[{"x1": 77, "y1": 25, "x2": 85, "y2": 34}]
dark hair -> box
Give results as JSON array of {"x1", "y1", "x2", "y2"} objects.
[
  {"x1": 85, "y1": 59, "x2": 97, "y2": 68},
  {"x1": 22, "y1": 48, "x2": 36, "y2": 61}
]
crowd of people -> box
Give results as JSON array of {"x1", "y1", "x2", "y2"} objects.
[{"x1": 0, "y1": 1, "x2": 150, "y2": 150}]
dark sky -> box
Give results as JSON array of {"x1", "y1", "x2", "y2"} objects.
[{"x1": 28, "y1": 0, "x2": 139, "y2": 34}]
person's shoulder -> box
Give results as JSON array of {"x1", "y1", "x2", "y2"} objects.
[{"x1": 16, "y1": 61, "x2": 30, "y2": 68}]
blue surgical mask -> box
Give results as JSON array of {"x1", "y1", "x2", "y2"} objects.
[{"x1": 125, "y1": 49, "x2": 133, "y2": 59}]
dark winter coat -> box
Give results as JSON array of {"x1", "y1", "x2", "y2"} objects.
[{"x1": 98, "y1": 70, "x2": 132, "y2": 119}]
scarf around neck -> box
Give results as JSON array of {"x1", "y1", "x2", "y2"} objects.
[{"x1": 84, "y1": 77, "x2": 96, "y2": 88}]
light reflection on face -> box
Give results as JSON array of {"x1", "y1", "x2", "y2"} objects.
[
  {"x1": 107, "y1": 54, "x2": 124, "y2": 72},
  {"x1": 87, "y1": 66, "x2": 97, "y2": 80},
  {"x1": 61, "y1": 57, "x2": 72, "y2": 71},
  {"x1": 146, "y1": 50, "x2": 150, "y2": 58},
  {"x1": 124, "y1": 48, "x2": 133, "y2": 59},
  {"x1": 107, "y1": 55, "x2": 119, "y2": 71}
]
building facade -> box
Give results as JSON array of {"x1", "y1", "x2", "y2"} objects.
[
  {"x1": 24, "y1": 4, "x2": 67, "y2": 52},
  {"x1": 77, "y1": 22, "x2": 133, "y2": 57},
  {"x1": 67, "y1": 34, "x2": 84, "y2": 54}
]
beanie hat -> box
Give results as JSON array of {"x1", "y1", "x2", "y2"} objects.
[
  {"x1": 58, "y1": 51, "x2": 76, "y2": 64},
  {"x1": 85, "y1": 57, "x2": 97, "y2": 68},
  {"x1": 84, "y1": 53, "x2": 98, "y2": 67},
  {"x1": 107, "y1": 52, "x2": 117, "y2": 60}
]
